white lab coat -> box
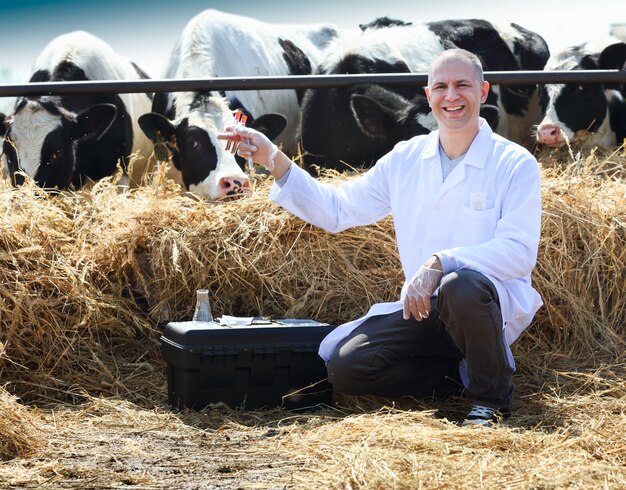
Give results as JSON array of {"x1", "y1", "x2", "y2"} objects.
[{"x1": 270, "y1": 119, "x2": 543, "y2": 368}]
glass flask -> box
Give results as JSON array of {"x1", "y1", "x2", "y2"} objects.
[{"x1": 192, "y1": 289, "x2": 213, "y2": 323}]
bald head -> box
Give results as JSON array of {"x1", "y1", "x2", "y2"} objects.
[{"x1": 428, "y1": 49, "x2": 484, "y2": 88}]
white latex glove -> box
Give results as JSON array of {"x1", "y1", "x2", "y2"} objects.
[
  {"x1": 403, "y1": 265, "x2": 443, "y2": 321},
  {"x1": 218, "y1": 125, "x2": 278, "y2": 171}
]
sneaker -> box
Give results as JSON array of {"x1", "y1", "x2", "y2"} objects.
[{"x1": 462, "y1": 405, "x2": 510, "y2": 427}]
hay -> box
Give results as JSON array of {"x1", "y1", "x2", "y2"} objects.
[
  {"x1": 0, "y1": 386, "x2": 41, "y2": 460},
  {"x1": 0, "y1": 169, "x2": 403, "y2": 405},
  {"x1": 0, "y1": 366, "x2": 623, "y2": 488},
  {"x1": 0, "y1": 150, "x2": 624, "y2": 405},
  {"x1": 520, "y1": 149, "x2": 625, "y2": 359},
  {"x1": 0, "y1": 148, "x2": 624, "y2": 485},
  {"x1": 276, "y1": 387, "x2": 626, "y2": 489}
]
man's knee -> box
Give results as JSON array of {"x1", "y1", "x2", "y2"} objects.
[
  {"x1": 326, "y1": 351, "x2": 355, "y2": 394},
  {"x1": 326, "y1": 337, "x2": 372, "y2": 395},
  {"x1": 439, "y1": 270, "x2": 498, "y2": 310}
]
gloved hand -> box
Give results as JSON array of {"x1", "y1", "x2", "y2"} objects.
[
  {"x1": 403, "y1": 265, "x2": 443, "y2": 321},
  {"x1": 218, "y1": 125, "x2": 278, "y2": 171}
]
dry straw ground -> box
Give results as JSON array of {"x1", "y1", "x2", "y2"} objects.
[{"x1": 0, "y1": 145, "x2": 624, "y2": 489}]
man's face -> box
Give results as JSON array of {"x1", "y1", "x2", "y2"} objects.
[{"x1": 425, "y1": 58, "x2": 489, "y2": 131}]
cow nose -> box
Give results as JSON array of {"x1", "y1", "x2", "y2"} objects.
[
  {"x1": 218, "y1": 175, "x2": 251, "y2": 196},
  {"x1": 537, "y1": 124, "x2": 562, "y2": 146}
]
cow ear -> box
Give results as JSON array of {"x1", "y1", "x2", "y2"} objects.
[
  {"x1": 72, "y1": 103, "x2": 117, "y2": 141},
  {"x1": 598, "y1": 42, "x2": 626, "y2": 69},
  {"x1": 598, "y1": 42, "x2": 626, "y2": 90},
  {"x1": 479, "y1": 104, "x2": 500, "y2": 131},
  {"x1": 0, "y1": 113, "x2": 9, "y2": 136},
  {"x1": 249, "y1": 113, "x2": 287, "y2": 141},
  {"x1": 138, "y1": 112, "x2": 177, "y2": 144},
  {"x1": 351, "y1": 93, "x2": 398, "y2": 139}
]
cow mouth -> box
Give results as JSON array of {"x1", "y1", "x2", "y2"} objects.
[
  {"x1": 542, "y1": 141, "x2": 566, "y2": 149},
  {"x1": 542, "y1": 129, "x2": 592, "y2": 149},
  {"x1": 226, "y1": 188, "x2": 248, "y2": 196},
  {"x1": 223, "y1": 186, "x2": 252, "y2": 200}
]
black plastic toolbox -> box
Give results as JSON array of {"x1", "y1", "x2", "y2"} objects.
[{"x1": 161, "y1": 319, "x2": 336, "y2": 410}]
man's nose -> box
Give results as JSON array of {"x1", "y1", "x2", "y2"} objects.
[{"x1": 445, "y1": 86, "x2": 458, "y2": 99}]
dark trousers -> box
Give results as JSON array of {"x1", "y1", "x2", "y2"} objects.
[{"x1": 326, "y1": 270, "x2": 514, "y2": 408}]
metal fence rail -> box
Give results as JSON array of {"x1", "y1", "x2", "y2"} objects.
[{"x1": 0, "y1": 70, "x2": 625, "y2": 98}]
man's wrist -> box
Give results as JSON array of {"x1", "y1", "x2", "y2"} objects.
[
  {"x1": 270, "y1": 152, "x2": 292, "y2": 181},
  {"x1": 274, "y1": 164, "x2": 292, "y2": 187},
  {"x1": 426, "y1": 255, "x2": 443, "y2": 272}
]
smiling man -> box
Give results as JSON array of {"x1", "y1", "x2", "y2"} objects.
[
  {"x1": 219, "y1": 48, "x2": 543, "y2": 427},
  {"x1": 426, "y1": 49, "x2": 490, "y2": 147}
]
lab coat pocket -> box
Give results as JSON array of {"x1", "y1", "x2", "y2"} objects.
[{"x1": 455, "y1": 205, "x2": 498, "y2": 246}]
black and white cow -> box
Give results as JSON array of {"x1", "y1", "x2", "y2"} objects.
[
  {"x1": 138, "y1": 9, "x2": 346, "y2": 199},
  {"x1": 359, "y1": 17, "x2": 413, "y2": 31},
  {"x1": 299, "y1": 18, "x2": 550, "y2": 171},
  {"x1": 536, "y1": 38, "x2": 626, "y2": 148},
  {"x1": 0, "y1": 31, "x2": 153, "y2": 190}
]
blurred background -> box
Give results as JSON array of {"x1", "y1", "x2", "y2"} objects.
[{"x1": 0, "y1": 0, "x2": 624, "y2": 113}]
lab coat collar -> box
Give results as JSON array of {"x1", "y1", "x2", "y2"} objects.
[
  {"x1": 431, "y1": 118, "x2": 494, "y2": 201},
  {"x1": 423, "y1": 118, "x2": 493, "y2": 169},
  {"x1": 463, "y1": 118, "x2": 493, "y2": 169}
]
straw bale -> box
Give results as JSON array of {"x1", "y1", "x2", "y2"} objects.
[
  {"x1": 0, "y1": 168, "x2": 404, "y2": 404},
  {"x1": 520, "y1": 149, "x2": 625, "y2": 359},
  {"x1": 0, "y1": 149, "x2": 623, "y2": 408}
]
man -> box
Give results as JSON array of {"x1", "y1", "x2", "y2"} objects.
[{"x1": 218, "y1": 49, "x2": 543, "y2": 426}]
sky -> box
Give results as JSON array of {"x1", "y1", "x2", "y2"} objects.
[{"x1": 0, "y1": 0, "x2": 624, "y2": 88}]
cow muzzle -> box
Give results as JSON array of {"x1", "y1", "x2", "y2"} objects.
[
  {"x1": 537, "y1": 124, "x2": 565, "y2": 148},
  {"x1": 218, "y1": 175, "x2": 251, "y2": 199}
]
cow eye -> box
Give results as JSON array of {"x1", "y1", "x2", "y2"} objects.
[
  {"x1": 188, "y1": 139, "x2": 200, "y2": 150},
  {"x1": 3, "y1": 142, "x2": 15, "y2": 167},
  {"x1": 49, "y1": 151, "x2": 60, "y2": 163}
]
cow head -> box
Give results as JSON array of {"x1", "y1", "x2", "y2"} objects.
[
  {"x1": 139, "y1": 99, "x2": 286, "y2": 200},
  {"x1": 351, "y1": 86, "x2": 434, "y2": 143},
  {"x1": 1, "y1": 99, "x2": 116, "y2": 189},
  {"x1": 352, "y1": 86, "x2": 501, "y2": 140},
  {"x1": 537, "y1": 41, "x2": 626, "y2": 148},
  {"x1": 300, "y1": 84, "x2": 500, "y2": 173},
  {"x1": 299, "y1": 85, "x2": 432, "y2": 172}
]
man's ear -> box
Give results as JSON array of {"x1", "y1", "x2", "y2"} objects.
[{"x1": 480, "y1": 81, "x2": 491, "y2": 103}]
